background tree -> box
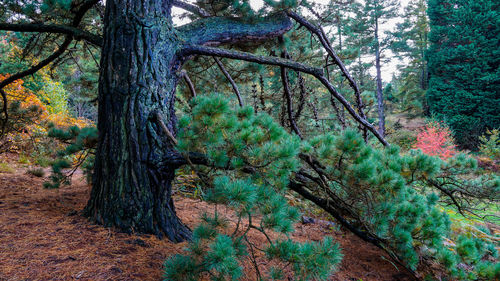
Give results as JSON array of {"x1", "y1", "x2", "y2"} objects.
[
  {"x1": 362, "y1": 0, "x2": 399, "y2": 137},
  {"x1": 390, "y1": 0, "x2": 429, "y2": 114},
  {"x1": 426, "y1": 0, "x2": 500, "y2": 149}
]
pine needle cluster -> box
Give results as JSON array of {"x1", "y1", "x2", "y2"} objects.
[
  {"x1": 165, "y1": 94, "x2": 342, "y2": 280},
  {"x1": 43, "y1": 124, "x2": 97, "y2": 188}
]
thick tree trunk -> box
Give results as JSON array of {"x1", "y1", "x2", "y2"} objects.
[
  {"x1": 84, "y1": 0, "x2": 191, "y2": 242},
  {"x1": 374, "y1": 18, "x2": 385, "y2": 137}
]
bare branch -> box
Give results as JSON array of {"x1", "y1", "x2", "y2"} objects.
[
  {"x1": 154, "y1": 112, "x2": 178, "y2": 146},
  {"x1": 280, "y1": 46, "x2": 303, "y2": 138},
  {"x1": 180, "y1": 70, "x2": 197, "y2": 98},
  {"x1": 0, "y1": 23, "x2": 103, "y2": 46},
  {"x1": 181, "y1": 44, "x2": 389, "y2": 146},
  {"x1": 213, "y1": 58, "x2": 244, "y2": 107},
  {"x1": 287, "y1": 11, "x2": 367, "y2": 136},
  {"x1": 176, "y1": 12, "x2": 293, "y2": 46},
  {"x1": 172, "y1": 0, "x2": 210, "y2": 17}
]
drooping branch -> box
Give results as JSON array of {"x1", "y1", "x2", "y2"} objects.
[
  {"x1": 0, "y1": 23, "x2": 103, "y2": 46},
  {"x1": 280, "y1": 48, "x2": 303, "y2": 138},
  {"x1": 181, "y1": 44, "x2": 389, "y2": 146},
  {"x1": 287, "y1": 11, "x2": 367, "y2": 136},
  {"x1": 176, "y1": 13, "x2": 293, "y2": 46},
  {"x1": 180, "y1": 70, "x2": 197, "y2": 98},
  {"x1": 294, "y1": 72, "x2": 307, "y2": 120},
  {"x1": 214, "y1": 58, "x2": 244, "y2": 107},
  {"x1": 288, "y1": 179, "x2": 383, "y2": 246},
  {"x1": 172, "y1": 0, "x2": 210, "y2": 17}
]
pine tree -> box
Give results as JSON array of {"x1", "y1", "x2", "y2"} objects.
[
  {"x1": 426, "y1": 0, "x2": 500, "y2": 149},
  {"x1": 390, "y1": 0, "x2": 430, "y2": 113},
  {"x1": 363, "y1": 0, "x2": 400, "y2": 136}
]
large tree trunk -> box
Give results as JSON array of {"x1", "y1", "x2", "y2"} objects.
[
  {"x1": 374, "y1": 17, "x2": 386, "y2": 137},
  {"x1": 84, "y1": 0, "x2": 191, "y2": 242}
]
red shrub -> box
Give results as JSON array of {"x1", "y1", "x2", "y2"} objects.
[{"x1": 413, "y1": 121, "x2": 458, "y2": 160}]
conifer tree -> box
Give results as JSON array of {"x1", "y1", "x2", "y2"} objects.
[
  {"x1": 426, "y1": 0, "x2": 500, "y2": 149},
  {"x1": 361, "y1": 0, "x2": 400, "y2": 136},
  {"x1": 390, "y1": 0, "x2": 429, "y2": 113}
]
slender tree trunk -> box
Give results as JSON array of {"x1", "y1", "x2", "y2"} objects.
[
  {"x1": 84, "y1": 0, "x2": 191, "y2": 242},
  {"x1": 374, "y1": 17, "x2": 385, "y2": 137},
  {"x1": 335, "y1": 16, "x2": 346, "y2": 129}
]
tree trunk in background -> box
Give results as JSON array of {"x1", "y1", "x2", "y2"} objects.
[
  {"x1": 374, "y1": 17, "x2": 385, "y2": 137},
  {"x1": 84, "y1": 0, "x2": 191, "y2": 242}
]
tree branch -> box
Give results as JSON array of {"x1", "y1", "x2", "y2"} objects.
[
  {"x1": 0, "y1": 23, "x2": 103, "y2": 46},
  {"x1": 0, "y1": 0, "x2": 99, "y2": 133},
  {"x1": 180, "y1": 70, "x2": 197, "y2": 98},
  {"x1": 287, "y1": 11, "x2": 367, "y2": 137},
  {"x1": 280, "y1": 47, "x2": 303, "y2": 138},
  {"x1": 288, "y1": 179, "x2": 382, "y2": 246},
  {"x1": 181, "y1": 44, "x2": 389, "y2": 145},
  {"x1": 213, "y1": 58, "x2": 244, "y2": 107},
  {"x1": 176, "y1": 12, "x2": 293, "y2": 46},
  {"x1": 172, "y1": 0, "x2": 210, "y2": 17}
]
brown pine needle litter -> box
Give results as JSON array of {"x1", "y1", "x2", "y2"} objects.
[{"x1": 0, "y1": 154, "x2": 413, "y2": 281}]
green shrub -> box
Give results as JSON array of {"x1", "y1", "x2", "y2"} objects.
[
  {"x1": 17, "y1": 153, "x2": 30, "y2": 164},
  {"x1": 478, "y1": 129, "x2": 500, "y2": 161},
  {"x1": 34, "y1": 155, "x2": 52, "y2": 168},
  {"x1": 387, "y1": 129, "x2": 417, "y2": 151}
]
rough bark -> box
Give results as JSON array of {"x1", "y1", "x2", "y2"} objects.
[
  {"x1": 84, "y1": 0, "x2": 191, "y2": 242},
  {"x1": 83, "y1": 0, "x2": 294, "y2": 242}
]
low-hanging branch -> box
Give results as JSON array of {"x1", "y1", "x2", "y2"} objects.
[
  {"x1": 0, "y1": 23, "x2": 103, "y2": 46},
  {"x1": 180, "y1": 44, "x2": 389, "y2": 146}
]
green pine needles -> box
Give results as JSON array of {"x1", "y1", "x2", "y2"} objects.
[
  {"x1": 44, "y1": 124, "x2": 97, "y2": 188},
  {"x1": 167, "y1": 95, "x2": 498, "y2": 280},
  {"x1": 164, "y1": 95, "x2": 342, "y2": 280}
]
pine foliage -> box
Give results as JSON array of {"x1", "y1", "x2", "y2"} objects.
[
  {"x1": 166, "y1": 95, "x2": 499, "y2": 279},
  {"x1": 43, "y1": 124, "x2": 97, "y2": 188},
  {"x1": 164, "y1": 95, "x2": 342, "y2": 280}
]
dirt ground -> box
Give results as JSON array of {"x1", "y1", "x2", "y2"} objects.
[{"x1": 0, "y1": 155, "x2": 414, "y2": 281}]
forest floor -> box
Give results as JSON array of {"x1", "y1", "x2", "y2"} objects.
[{"x1": 0, "y1": 153, "x2": 416, "y2": 281}]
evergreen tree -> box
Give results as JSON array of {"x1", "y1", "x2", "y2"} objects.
[
  {"x1": 363, "y1": 0, "x2": 400, "y2": 136},
  {"x1": 390, "y1": 0, "x2": 430, "y2": 113},
  {"x1": 426, "y1": 0, "x2": 500, "y2": 149}
]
